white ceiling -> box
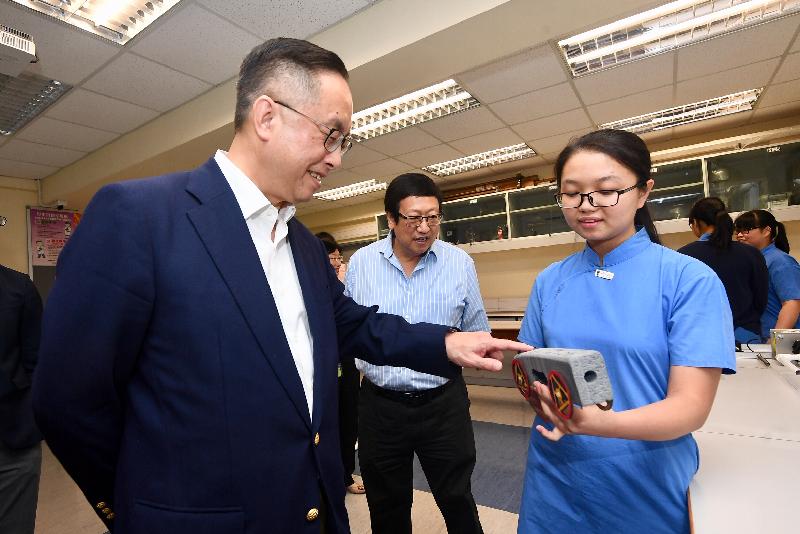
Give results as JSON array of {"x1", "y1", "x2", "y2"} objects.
[{"x1": 1, "y1": 0, "x2": 799, "y2": 217}]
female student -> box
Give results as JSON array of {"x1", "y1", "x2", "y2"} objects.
[
  {"x1": 734, "y1": 209, "x2": 800, "y2": 340},
  {"x1": 678, "y1": 197, "x2": 768, "y2": 344},
  {"x1": 517, "y1": 129, "x2": 735, "y2": 534}
]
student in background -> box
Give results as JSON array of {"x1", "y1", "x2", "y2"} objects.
[
  {"x1": 518, "y1": 129, "x2": 735, "y2": 534},
  {"x1": 678, "y1": 197, "x2": 768, "y2": 345},
  {"x1": 315, "y1": 232, "x2": 364, "y2": 496},
  {"x1": 734, "y1": 209, "x2": 800, "y2": 340}
]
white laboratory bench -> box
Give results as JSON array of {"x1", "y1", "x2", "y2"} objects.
[{"x1": 691, "y1": 354, "x2": 800, "y2": 533}]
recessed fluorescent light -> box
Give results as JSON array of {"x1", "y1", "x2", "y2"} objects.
[
  {"x1": 351, "y1": 79, "x2": 479, "y2": 141},
  {"x1": 0, "y1": 74, "x2": 70, "y2": 135},
  {"x1": 559, "y1": 0, "x2": 800, "y2": 77},
  {"x1": 423, "y1": 143, "x2": 536, "y2": 177},
  {"x1": 313, "y1": 179, "x2": 388, "y2": 201},
  {"x1": 600, "y1": 88, "x2": 762, "y2": 134},
  {"x1": 12, "y1": 0, "x2": 183, "y2": 45}
]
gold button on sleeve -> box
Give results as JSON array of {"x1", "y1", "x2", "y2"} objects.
[
  {"x1": 306, "y1": 508, "x2": 319, "y2": 521},
  {"x1": 313, "y1": 432, "x2": 320, "y2": 446},
  {"x1": 96, "y1": 502, "x2": 106, "y2": 509}
]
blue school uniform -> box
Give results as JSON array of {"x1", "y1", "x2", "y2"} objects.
[
  {"x1": 517, "y1": 228, "x2": 735, "y2": 534},
  {"x1": 759, "y1": 242, "x2": 800, "y2": 340}
]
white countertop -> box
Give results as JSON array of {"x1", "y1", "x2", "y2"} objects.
[{"x1": 690, "y1": 357, "x2": 800, "y2": 533}]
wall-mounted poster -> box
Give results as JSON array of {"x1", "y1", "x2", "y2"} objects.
[{"x1": 29, "y1": 208, "x2": 82, "y2": 267}]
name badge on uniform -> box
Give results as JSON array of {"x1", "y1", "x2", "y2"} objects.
[{"x1": 594, "y1": 269, "x2": 614, "y2": 281}]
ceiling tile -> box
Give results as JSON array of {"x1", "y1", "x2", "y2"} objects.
[
  {"x1": 675, "y1": 59, "x2": 780, "y2": 105},
  {"x1": 489, "y1": 83, "x2": 582, "y2": 125},
  {"x1": 757, "y1": 78, "x2": 800, "y2": 108},
  {"x1": 0, "y1": 157, "x2": 58, "y2": 179},
  {"x1": 639, "y1": 129, "x2": 673, "y2": 145},
  {"x1": 349, "y1": 158, "x2": 413, "y2": 180},
  {"x1": 457, "y1": 45, "x2": 568, "y2": 104},
  {"x1": 339, "y1": 144, "x2": 386, "y2": 169},
  {"x1": 394, "y1": 144, "x2": 464, "y2": 168},
  {"x1": 448, "y1": 128, "x2": 525, "y2": 155},
  {"x1": 359, "y1": 127, "x2": 441, "y2": 156},
  {"x1": 586, "y1": 85, "x2": 674, "y2": 125},
  {"x1": 526, "y1": 129, "x2": 592, "y2": 157},
  {"x1": 321, "y1": 169, "x2": 366, "y2": 189},
  {"x1": 83, "y1": 53, "x2": 212, "y2": 112},
  {"x1": 773, "y1": 52, "x2": 800, "y2": 84},
  {"x1": 131, "y1": 5, "x2": 261, "y2": 85},
  {"x1": 670, "y1": 110, "x2": 752, "y2": 138},
  {"x1": 574, "y1": 52, "x2": 675, "y2": 105},
  {"x1": 0, "y1": 3, "x2": 119, "y2": 85},
  {"x1": 16, "y1": 117, "x2": 118, "y2": 153},
  {"x1": 0, "y1": 139, "x2": 85, "y2": 167},
  {"x1": 417, "y1": 107, "x2": 506, "y2": 142},
  {"x1": 676, "y1": 15, "x2": 800, "y2": 81},
  {"x1": 750, "y1": 100, "x2": 800, "y2": 122},
  {"x1": 512, "y1": 109, "x2": 594, "y2": 142},
  {"x1": 44, "y1": 88, "x2": 160, "y2": 134},
  {"x1": 198, "y1": 0, "x2": 372, "y2": 40}
]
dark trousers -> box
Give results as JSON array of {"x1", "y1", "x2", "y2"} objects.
[
  {"x1": 338, "y1": 358, "x2": 360, "y2": 487},
  {"x1": 358, "y1": 377, "x2": 482, "y2": 534},
  {"x1": 0, "y1": 441, "x2": 41, "y2": 534}
]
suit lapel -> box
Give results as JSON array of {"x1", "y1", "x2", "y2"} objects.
[{"x1": 185, "y1": 159, "x2": 311, "y2": 429}]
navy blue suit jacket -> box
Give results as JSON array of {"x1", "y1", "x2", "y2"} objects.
[{"x1": 32, "y1": 158, "x2": 457, "y2": 533}]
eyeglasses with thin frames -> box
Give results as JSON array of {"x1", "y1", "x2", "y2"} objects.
[
  {"x1": 554, "y1": 183, "x2": 644, "y2": 209},
  {"x1": 272, "y1": 99, "x2": 353, "y2": 155},
  {"x1": 397, "y1": 212, "x2": 443, "y2": 228}
]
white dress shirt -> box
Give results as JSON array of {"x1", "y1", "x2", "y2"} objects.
[{"x1": 214, "y1": 150, "x2": 315, "y2": 418}]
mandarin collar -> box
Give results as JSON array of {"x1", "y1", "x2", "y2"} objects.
[{"x1": 580, "y1": 227, "x2": 652, "y2": 268}]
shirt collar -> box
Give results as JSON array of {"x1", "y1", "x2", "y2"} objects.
[
  {"x1": 379, "y1": 230, "x2": 440, "y2": 262},
  {"x1": 214, "y1": 150, "x2": 296, "y2": 223},
  {"x1": 581, "y1": 227, "x2": 653, "y2": 267},
  {"x1": 763, "y1": 242, "x2": 777, "y2": 254},
  {"x1": 698, "y1": 232, "x2": 711, "y2": 242}
]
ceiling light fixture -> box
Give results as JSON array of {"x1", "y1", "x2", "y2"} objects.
[
  {"x1": 423, "y1": 143, "x2": 537, "y2": 177},
  {"x1": 600, "y1": 88, "x2": 762, "y2": 134},
  {"x1": 313, "y1": 179, "x2": 388, "y2": 202},
  {"x1": 351, "y1": 79, "x2": 480, "y2": 141},
  {"x1": 558, "y1": 0, "x2": 800, "y2": 77},
  {"x1": 0, "y1": 73, "x2": 70, "y2": 135},
  {"x1": 12, "y1": 0, "x2": 183, "y2": 45}
]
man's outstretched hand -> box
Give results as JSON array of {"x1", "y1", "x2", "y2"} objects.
[{"x1": 445, "y1": 331, "x2": 533, "y2": 372}]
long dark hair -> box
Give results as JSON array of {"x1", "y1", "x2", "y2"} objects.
[
  {"x1": 688, "y1": 197, "x2": 733, "y2": 250},
  {"x1": 554, "y1": 129, "x2": 660, "y2": 244},
  {"x1": 734, "y1": 209, "x2": 790, "y2": 253}
]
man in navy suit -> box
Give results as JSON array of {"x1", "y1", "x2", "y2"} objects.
[
  {"x1": 32, "y1": 38, "x2": 530, "y2": 533},
  {"x1": 0, "y1": 263, "x2": 43, "y2": 534}
]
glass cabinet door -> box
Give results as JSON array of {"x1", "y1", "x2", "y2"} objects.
[
  {"x1": 439, "y1": 194, "x2": 508, "y2": 245},
  {"x1": 507, "y1": 185, "x2": 570, "y2": 237},
  {"x1": 646, "y1": 185, "x2": 705, "y2": 220},
  {"x1": 707, "y1": 141, "x2": 800, "y2": 212}
]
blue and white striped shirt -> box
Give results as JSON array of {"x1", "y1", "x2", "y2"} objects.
[{"x1": 344, "y1": 232, "x2": 489, "y2": 391}]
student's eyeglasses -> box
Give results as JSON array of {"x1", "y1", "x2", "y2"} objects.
[
  {"x1": 397, "y1": 213, "x2": 443, "y2": 228},
  {"x1": 554, "y1": 183, "x2": 643, "y2": 209},
  {"x1": 272, "y1": 99, "x2": 353, "y2": 155},
  {"x1": 328, "y1": 254, "x2": 343, "y2": 263},
  {"x1": 734, "y1": 227, "x2": 754, "y2": 235}
]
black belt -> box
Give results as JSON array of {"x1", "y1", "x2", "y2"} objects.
[{"x1": 363, "y1": 377, "x2": 458, "y2": 405}]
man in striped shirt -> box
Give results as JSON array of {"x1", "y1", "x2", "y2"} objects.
[{"x1": 345, "y1": 173, "x2": 488, "y2": 534}]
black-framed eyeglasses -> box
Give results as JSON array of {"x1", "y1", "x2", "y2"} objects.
[
  {"x1": 734, "y1": 227, "x2": 755, "y2": 235},
  {"x1": 397, "y1": 212, "x2": 443, "y2": 228},
  {"x1": 554, "y1": 183, "x2": 644, "y2": 209},
  {"x1": 328, "y1": 253, "x2": 343, "y2": 263},
  {"x1": 272, "y1": 99, "x2": 353, "y2": 155}
]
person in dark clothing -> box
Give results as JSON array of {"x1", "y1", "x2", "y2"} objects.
[
  {"x1": 0, "y1": 264, "x2": 43, "y2": 534},
  {"x1": 315, "y1": 232, "x2": 364, "y2": 496},
  {"x1": 678, "y1": 197, "x2": 768, "y2": 344}
]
